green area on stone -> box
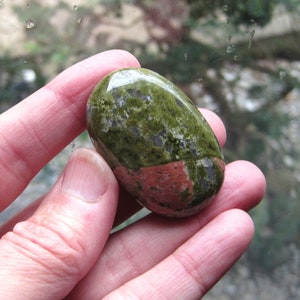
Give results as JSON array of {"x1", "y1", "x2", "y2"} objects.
[{"x1": 87, "y1": 68, "x2": 223, "y2": 171}]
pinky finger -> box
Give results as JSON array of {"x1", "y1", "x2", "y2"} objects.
[{"x1": 104, "y1": 209, "x2": 254, "y2": 299}]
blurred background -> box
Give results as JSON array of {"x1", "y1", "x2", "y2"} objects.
[{"x1": 0, "y1": 1, "x2": 300, "y2": 299}]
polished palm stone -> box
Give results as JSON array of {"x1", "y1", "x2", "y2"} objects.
[{"x1": 87, "y1": 68, "x2": 225, "y2": 218}]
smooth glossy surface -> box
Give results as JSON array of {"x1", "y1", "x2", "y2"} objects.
[{"x1": 87, "y1": 68, "x2": 225, "y2": 217}]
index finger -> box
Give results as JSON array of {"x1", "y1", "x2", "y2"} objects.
[{"x1": 0, "y1": 50, "x2": 140, "y2": 209}]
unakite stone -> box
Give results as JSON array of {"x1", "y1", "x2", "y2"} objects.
[{"x1": 87, "y1": 68, "x2": 225, "y2": 218}]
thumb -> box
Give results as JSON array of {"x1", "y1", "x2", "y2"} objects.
[{"x1": 0, "y1": 149, "x2": 119, "y2": 300}]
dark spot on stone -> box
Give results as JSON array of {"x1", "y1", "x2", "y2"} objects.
[{"x1": 87, "y1": 68, "x2": 224, "y2": 218}]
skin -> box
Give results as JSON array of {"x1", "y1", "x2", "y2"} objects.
[{"x1": 0, "y1": 50, "x2": 266, "y2": 299}]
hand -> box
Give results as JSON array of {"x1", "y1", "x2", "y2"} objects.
[{"x1": 0, "y1": 50, "x2": 266, "y2": 299}]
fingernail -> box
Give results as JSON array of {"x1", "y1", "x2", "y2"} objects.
[{"x1": 61, "y1": 149, "x2": 108, "y2": 202}]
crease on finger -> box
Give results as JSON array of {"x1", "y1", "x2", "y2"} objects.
[{"x1": 103, "y1": 210, "x2": 253, "y2": 299}]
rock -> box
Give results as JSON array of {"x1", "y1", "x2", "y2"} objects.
[{"x1": 87, "y1": 68, "x2": 225, "y2": 217}]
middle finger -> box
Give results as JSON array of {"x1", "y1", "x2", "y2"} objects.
[{"x1": 67, "y1": 160, "x2": 265, "y2": 299}]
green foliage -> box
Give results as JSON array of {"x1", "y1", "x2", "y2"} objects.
[
  {"x1": 12, "y1": 0, "x2": 99, "y2": 74},
  {"x1": 142, "y1": 40, "x2": 220, "y2": 84},
  {"x1": 0, "y1": 56, "x2": 45, "y2": 112},
  {"x1": 225, "y1": 0, "x2": 275, "y2": 26},
  {"x1": 278, "y1": 0, "x2": 300, "y2": 12},
  {"x1": 187, "y1": 0, "x2": 277, "y2": 26}
]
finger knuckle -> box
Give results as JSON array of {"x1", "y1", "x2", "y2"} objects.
[{"x1": 2, "y1": 219, "x2": 86, "y2": 279}]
